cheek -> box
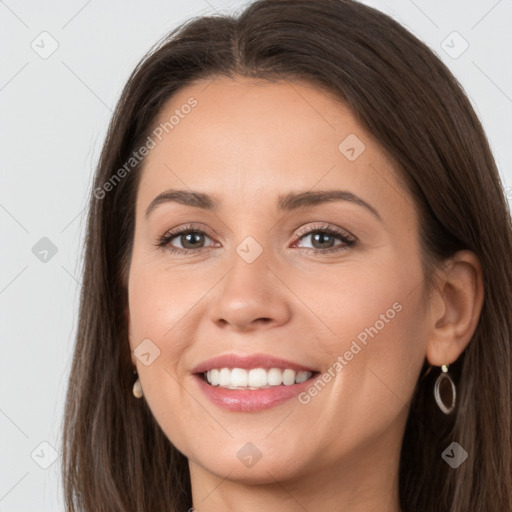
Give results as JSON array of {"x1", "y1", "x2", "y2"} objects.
[
  {"x1": 338, "y1": 256, "x2": 426, "y2": 375},
  {"x1": 288, "y1": 249, "x2": 421, "y2": 355},
  {"x1": 127, "y1": 254, "x2": 206, "y2": 347},
  {"x1": 290, "y1": 268, "x2": 427, "y2": 460},
  {"x1": 127, "y1": 276, "x2": 170, "y2": 350},
  {"x1": 126, "y1": 264, "x2": 202, "y2": 452},
  {"x1": 301, "y1": 250, "x2": 426, "y2": 410}
]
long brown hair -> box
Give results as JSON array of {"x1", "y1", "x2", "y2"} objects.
[{"x1": 61, "y1": 0, "x2": 512, "y2": 510}]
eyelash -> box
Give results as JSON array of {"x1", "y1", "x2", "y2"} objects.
[{"x1": 156, "y1": 222, "x2": 357, "y2": 256}]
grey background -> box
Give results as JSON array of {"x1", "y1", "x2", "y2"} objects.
[{"x1": 1, "y1": 0, "x2": 511, "y2": 510}]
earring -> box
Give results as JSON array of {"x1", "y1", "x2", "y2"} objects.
[
  {"x1": 133, "y1": 375, "x2": 143, "y2": 399},
  {"x1": 434, "y1": 364, "x2": 456, "y2": 414}
]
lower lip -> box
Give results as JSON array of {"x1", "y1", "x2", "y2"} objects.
[{"x1": 193, "y1": 373, "x2": 318, "y2": 412}]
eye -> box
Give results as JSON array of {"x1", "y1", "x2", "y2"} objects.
[
  {"x1": 292, "y1": 223, "x2": 356, "y2": 254},
  {"x1": 156, "y1": 222, "x2": 357, "y2": 255},
  {"x1": 156, "y1": 223, "x2": 217, "y2": 255}
]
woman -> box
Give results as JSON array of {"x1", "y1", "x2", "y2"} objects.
[{"x1": 61, "y1": 0, "x2": 512, "y2": 510}]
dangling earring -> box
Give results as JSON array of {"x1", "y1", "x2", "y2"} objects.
[
  {"x1": 133, "y1": 373, "x2": 143, "y2": 399},
  {"x1": 434, "y1": 364, "x2": 456, "y2": 414}
]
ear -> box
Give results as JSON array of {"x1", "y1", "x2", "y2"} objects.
[{"x1": 425, "y1": 250, "x2": 484, "y2": 366}]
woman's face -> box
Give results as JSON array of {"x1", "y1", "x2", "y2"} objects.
[{"x1": 127, "y1": 76, "x2": 430, "y2": 486}]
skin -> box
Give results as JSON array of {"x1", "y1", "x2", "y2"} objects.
[{"x1": 126, "y1": 76, "x2": 484, "y2": 511}]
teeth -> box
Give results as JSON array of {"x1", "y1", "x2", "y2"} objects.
[
  {"x1": 231, "y1": 368, "x2": 248, "y2": 387},
  {"x1": 210, "y1": 369, "x2": 220, "y2": 386},
  {"x1": 204, "y1": 367, "x2": 313, "y2": 389},
  {"x1": 249, "y1": 368, "x2": 267, "y2": 387},
  {"x1": 282, "y1": 369, "x2": 295, "y2": 386},
  {"x1": 295, "y1": 370, "x2": 310, "y2": 384},
  {"x1": 267, "y1": 368, "x2": 282, "y2": 386},
  {"x1": 219, "y1": 368, "x2": 231, "y2": 387}
]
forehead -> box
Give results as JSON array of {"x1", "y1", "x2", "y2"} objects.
[{"x1": 136, "y1": 76, "x2": 411, "y2": 221}]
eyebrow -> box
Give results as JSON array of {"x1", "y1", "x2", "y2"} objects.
[{"x1": 145, "y1": 188, "x2": 382, "y2": 221}]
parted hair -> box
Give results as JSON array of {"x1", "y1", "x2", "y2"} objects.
[{"x1": 62, "y1": 1, "x2": 512, "y2": 510}]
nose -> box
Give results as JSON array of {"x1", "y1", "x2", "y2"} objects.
[{"x1": 207, "y1": 245, "x2": 292, "y2": 332}]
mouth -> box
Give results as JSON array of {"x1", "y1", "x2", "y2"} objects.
[
  {"x1": 192, "y1": 366, "x2": 321, "y2": 412},
  {"x1": 190, "y1": 353, "x2": 321, "y2": 411}
]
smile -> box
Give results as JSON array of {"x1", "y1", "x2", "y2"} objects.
[{"x1": 202, "y1": 367, "x2": 315, "y2": 389}]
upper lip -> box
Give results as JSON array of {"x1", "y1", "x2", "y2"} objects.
[{"x1": 191, "y1": 353, "x2": 318, "y2": 374}]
